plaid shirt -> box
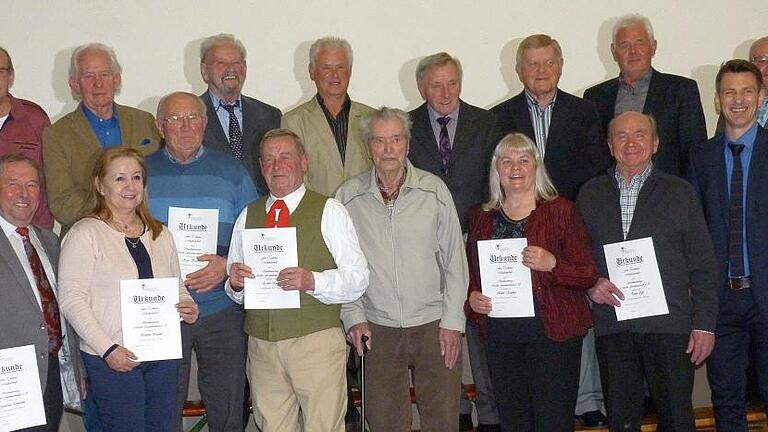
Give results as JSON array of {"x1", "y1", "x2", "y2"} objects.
[{"x1": 615, "y1": 163, "x2": 653, "y2": 239}]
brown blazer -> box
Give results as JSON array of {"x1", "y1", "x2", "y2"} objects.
[
  {"x1": 42, "y1": 104, "x2": 161, "y2": 228},
  {"x1": 281, "y1": 97, "x2": 373, "y2": 197}
]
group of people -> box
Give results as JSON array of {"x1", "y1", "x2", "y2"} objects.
[{"x1": 0, "y1": 11, "x2": 767, "y2": 432}]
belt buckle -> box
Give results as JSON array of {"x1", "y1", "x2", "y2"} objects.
[{"x1": 729, "y1": 276, "x2": 751, "y2": 290}]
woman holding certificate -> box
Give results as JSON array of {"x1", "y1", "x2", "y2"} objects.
[
  {"x1": 58, "y1": 147, "x2": 198, "y2": 431},
  {"x1": 466, "y1": 133, "x2": 598, "y2": 432}
]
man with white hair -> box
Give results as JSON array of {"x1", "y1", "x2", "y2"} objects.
[
  {"x1": 749, "y1": 36, "x2": 768, "y2": 126},
  {"x1": 281, "y1": 36, "x2": 374, "y2": 197},
  {"x1": 199, "y1": 33, "x2": 281, "y2": 195},
  {"x1": 43, "y1": 43, "x2": 161, "y2": 231},
  {"x1": 584, "y1": 14, "x2": 707, "y2": 178}
]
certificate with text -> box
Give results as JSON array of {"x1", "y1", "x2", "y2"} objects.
[
  {"x1": 603, "y1": 237, "x2": 669, "y2": 321},
  {"x1": 477, "y1": 238, "x2": 534, "y2": 318},
  {"x1": 120, "y1": 277, "x2": 182, "y2": 361},
  {"x1": 0, "y1": 344, "x2": 46, "y2": 430},
  {"x1": 242, "y1": 227, "x2": 300, "y2": 309},
  {"x1": 168, "y1": 207, "x2": 219, "y2": 280}
]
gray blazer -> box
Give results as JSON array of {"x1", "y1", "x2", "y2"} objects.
[{"x1": 0, "y1": 226, "x2": 82, "y2": 398}]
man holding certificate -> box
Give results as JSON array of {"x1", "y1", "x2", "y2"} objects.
[
  {"x1": 0, "y1": 154, "x2": 81, "y2": 431},
  {"x1": 147, "y1": 91, "x2": 258, "y2": 431},
  {"x1": 577, "y1": 111, "x2": 718, "y2": 432},
  {"x1": 225, "y1": 128, "x2": 368, "y2": 432}
]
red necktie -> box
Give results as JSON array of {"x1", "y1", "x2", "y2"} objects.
[
  {"x1": 17, "y1": 226, "x2": 63, "y2": 354},
  {"x1": 266, "y1": 199, "x2": 290, "y2": 228}
]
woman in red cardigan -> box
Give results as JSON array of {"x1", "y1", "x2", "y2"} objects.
[{"x1": 466, "y1": 133, "x2": 598, "y2": 432}]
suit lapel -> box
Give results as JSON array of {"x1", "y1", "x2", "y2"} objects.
[
  {"x1": 642, "y1": 69, "x2": 665, "y2": 116},
  {"x1": 70, "y1": 107, "x2": 102, "y2": 154},
  {"x1": 240, "y1": 97, "x2": 260, "y2": 148},
  {"x1": 545, "y1": 90, "x2": 568, "y2": 160},
  {"x1": 510, "y1": 93, "x2": 536, "y2": 140},
  {"x1": 409, "y1": 104, "x2": 442, "y2": 173},
  {"x1": 308, "y1": 98, "x2": 343, "y2": 170},
  {"x1": 746, "y1": 128, "x2": 768, "y2": 223},
  {"x1": 450, "y1": 101, "x2": 474, "y2": 164},
  {"x1": 0, "y1": 231, "x2": 39, "y2": 310},
  {"x1": 202, "y1": 92, "x2": 229, "y2": 149}
]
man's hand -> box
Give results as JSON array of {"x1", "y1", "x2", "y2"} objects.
[
  {"x1": 439, "y1": 328, "x2": 462, "y2": 369},
  {"x1": 185, "y1": 254, "x2": 227, "y2": 293},
  {"x1": 228, "y1": 263, "x2": 254, "y2": 291},
  {"x1": 347, "y1": 323, "x2": 372, "y2": 356},
  {"x1": 587, "y1": 278, "x2": 625, "y2": 307},
  {"x1": 686, "y1": 330, "x2": 715, "y2": 366},
  {"x1": 105, "y1": 346, "x2": 139, "y2": 372},
  {"x1": 176, "y1": 300, "x2": 199, "y2": 324},
  {"x1": 277, "y1": 267, "x2": 315, "y2": 292},
  {"x1": 469, "y1": 291, "x2": 492, "y2": 315}
]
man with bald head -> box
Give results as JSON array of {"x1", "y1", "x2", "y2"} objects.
[
  {"x1": 146, "y1": 91, "x2": 257, "y2": 431},
  {"x1": 199, "y1": 33, "x2": 281, "y2": 195},
  {"x1": 43, "y1": 43, "x2": 161, "y2": 231},
  {"x1": 577, "y1": 111, "x2": 718, "y2": 431},
  {"x1": 584, "y1": 14, "x2": 707, "y2": 177}
]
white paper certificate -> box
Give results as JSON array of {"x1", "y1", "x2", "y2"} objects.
[
  {"x1": 168, "y1": 207, "x2": 219, "y2": 280},
  {"x1": 120, "y1": 277, "x2": 182, "y2": 361},
  {"x1": 603, "y1": 237, "x2": 669, "y2": 321},
  {"x1": 477, "y1": 238, "x2": 534, "y2": 318},
  {"x1": 0, "y1": 344, "x2": 46, "y2": 430},
  {"x1": 242, "y1": 227, "x2": 299, "y2": 309}
]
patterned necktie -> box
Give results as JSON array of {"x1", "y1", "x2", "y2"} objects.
[
  {"x1": 266, "y1": 199, "x2": 290, "y2": 228},
  {"x1": 220, "y1": 101, "x2": 244, "y2": 159},
  {"x1": 436, "y1": 116, "x2": 452, "y2": 175},
  {"x1": 17, "y1": 226, "x2": 62, "y2": 354},
  {"x1": 758, "y1": 99, "x2": 768, "y2": 127},
  {"x1": 728, "y1": 142, "x2": 746, "y2": 277}
]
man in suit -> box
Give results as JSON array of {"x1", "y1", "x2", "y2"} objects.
[
  {"x1": 407, "y1": 51, "x2": 501, "y2": 432},
  {"x1": 42, "y1": 43, "x2": 161, "y2": 231},
  {"x1": 583, "y1": 13, "x2": 707, "y2": 178},
  {"x1": 578, "y1": 111, "x2": 718, "y2": 432},
  {"x1": 491, "y1": 34, "x2": 610, "y2": 427},
  {"x1": 0, "y1": 47, "x2": 54, "y2": 230},
  {"x1": 750, "y1": 37, "x2": 768, "y2": 127},
  {"x1": 688, "y1": 59, "x2": 768, "y2": 431},
  {"x1": 0, "y1": 154, "x2": 81, "y2": 431},
  {"x1": 282, "y1": 36, "x2": 373, "y2": 197},
  {"x1": 199, "y1": 34, "x2": 281, "y2": 195},
  {"x1": 491, "y1": 34, "x2": 609, "y2": 202}
]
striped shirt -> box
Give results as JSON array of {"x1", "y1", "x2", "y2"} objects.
[
  {"x1": 525, "y1": 90, "x2": 556, "y2": 157},
  {"x1": 317, "y1": 94, "x2": 352, "y2": 164},
  {"x1": 615, "y1": 162, "x2": 653, "y2": 239}
]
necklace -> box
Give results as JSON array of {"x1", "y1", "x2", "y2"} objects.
[{"x1": 125, "y1": 237, "x2": 141, "y2": 249}]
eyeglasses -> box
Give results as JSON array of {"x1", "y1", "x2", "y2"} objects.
[
  {"x1": 752, "y1": 55, "x2": 768, "y2": 67},
  {"x1": 161, "y1": 114, "x2": 202, "y2": 125}
]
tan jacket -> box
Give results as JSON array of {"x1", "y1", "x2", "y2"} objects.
[
  {"x1": 281, "y1": 97, "x2": 373, "y2": 196},
  {"x1": 42, "y1": 104, "x2": 161, "y2": 228}
]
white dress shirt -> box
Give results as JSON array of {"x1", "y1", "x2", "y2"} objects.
[{"x1": 225, "y1": 185, "x2": 369, "y2": 305}]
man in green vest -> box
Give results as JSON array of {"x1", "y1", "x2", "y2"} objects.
[{"x1": 224, "y1": 128, "x2": 369, "y2": 432}]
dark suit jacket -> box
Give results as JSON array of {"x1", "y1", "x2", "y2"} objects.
[
  {"x1": 688, "y1": 126, "x2": 768, "y2": 324},
  {"x1": 408, "y1": 100, "x2": 501, "y2": 232},
  {"x1": 0, "y1": 226, "x2": 81, "y2": 397},
  {"x1": 491, "y1": 89, "x2": 610, "y2": 201},
  {"x1": 583, "y1": 69, "x2": 707, "y2": 177},
  {"x1": 576, "y1": 167, "x2": 719, "y2": 336},
  {"x1": 201, "y1": 91, "x2": 281, "y2": 195}
]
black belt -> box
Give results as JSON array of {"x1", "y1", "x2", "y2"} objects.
[{"x1": 728, "y1": 276, "x2": 751, "y2": 290}]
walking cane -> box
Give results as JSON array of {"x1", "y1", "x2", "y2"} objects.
[{"x1": 360, "y1": 334, "x2": 369, "y2": 432}]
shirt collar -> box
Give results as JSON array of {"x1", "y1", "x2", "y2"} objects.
[
  {"x1": 211, "y1": 92, "x2": 242, "y2": 112},
  {"x1": 726, "y1": 122, "x2": 759, "y2": 148},
  {"x1": 81, "y1": 102, "x2": 119, "y2": 124},
  {"x1": 619, "y1": 69, "x2": 653, "y2": 90},
  {"x1": 163, "y1": 145, "x2": 205, "y2": 165},
  {"x1": 266, "y1": 184, "x2": 306, "y2": 214},
  {"x1": 524, "y1": 89, "x2": 558, "y2": 109},
  {"x1": 427, "y1": 103, "x2": 460, "y2": 124},
  {"x1": 614, "y1": 161, "x2": 654, "y2": 187},
  {"x1": 0, "y1": 214, "x2": 27, "y2": 239}
]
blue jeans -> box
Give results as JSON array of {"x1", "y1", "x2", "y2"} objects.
[{"x1": 82, "y1": 351, "x2": 179, "y2": 432}]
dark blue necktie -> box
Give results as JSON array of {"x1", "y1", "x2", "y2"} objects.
[{"x1": 728, "y1": 142, "x2": 745, "y2": 276}]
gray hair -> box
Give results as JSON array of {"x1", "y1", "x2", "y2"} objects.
[
  {"x1": 68, "y1": 43, "x2": 122, "y2": 80},
  {"x1": 416, "y1": 52, "x2": 463, "y2": 86},
  {"x1": 259, "y1": 128, "x2": 306, "y2": 157},
  {"x1": 750, "y1": 36, "x2": 768, "y2": 59},
  {"x1": 200, "y1": 33, "x2": 247, "y2": 63},
  {"x1": 612, "y1": 14, "x2": 655, "y2": 44},
  {"x1": 484, "y1": 133, "x2": 558, "y2": 211},
  {"x1": 516, "y1": 34, "x2": 564, "y2": 66},
  {"x1": 607, "y1": 112, "x2": 658, "y2": 141},
  {"x1": 309, "y1": 37, "x2": 353, "y2": 68},
  {"x1": 360, "y1": 107, "x2": 412, "y2": 143},
  {"x1": 156, "y1": 91, "x2": 207, "y2": 120},
  {"x1": 0, "y1": 47, "x2": 13, "y2": 72}
]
